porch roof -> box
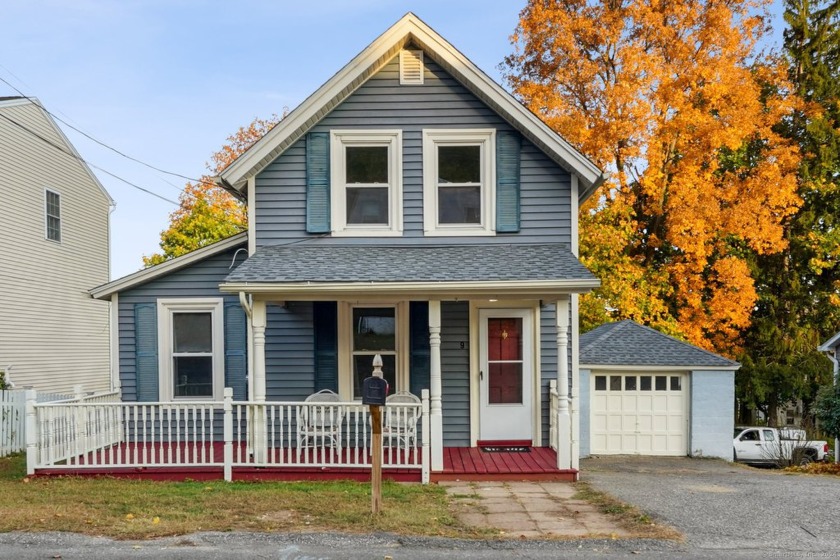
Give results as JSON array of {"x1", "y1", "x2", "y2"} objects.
[{"x1": 220, "y1": 243, "x2": 599, "y2": 298}]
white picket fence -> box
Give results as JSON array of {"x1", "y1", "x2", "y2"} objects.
[
  {"x1": 27, "y1": 388, "x2": 431, "y2": 483},
  {"x1": 1, "y1": 387, "x2": 119, "y2": 457}
]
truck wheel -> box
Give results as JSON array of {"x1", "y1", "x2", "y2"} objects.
[{"x1": 798, "y1": 454, "x2": 813, "y2": 466}]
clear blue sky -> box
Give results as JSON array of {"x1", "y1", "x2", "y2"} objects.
[{"x1": 2, "y1": 1, "x2": 786, "y2": 280}]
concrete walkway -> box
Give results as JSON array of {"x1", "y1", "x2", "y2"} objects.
[{"x1": 442, "y1": 481, "x2": 631, "y2": 539}]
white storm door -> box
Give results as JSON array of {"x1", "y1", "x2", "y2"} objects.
[{"x1": 478, "y1": 309, "x2": 533, "y2": 441}]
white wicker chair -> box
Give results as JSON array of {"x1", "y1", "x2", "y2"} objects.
[
  {"x1": 297, "y1": 389, "x2": 343, "y2": 449},
  {"x1": 383, "y1": 391, "x2": 421, "y2": 448}
]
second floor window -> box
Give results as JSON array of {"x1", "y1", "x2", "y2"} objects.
[
  {"x1": 330, "y1": 130, "x2": 403, "y2": 236},
  {"x1": 45, "y1": 189, "x2": 61, "y2": 242},
  {"x1": 422, "y1": 129, "x2": 496, "y2": 236}
]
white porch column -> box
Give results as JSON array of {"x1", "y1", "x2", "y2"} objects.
[
  {"x1": 251, "y1": 299, "x2": 267, "y2": 463},
  {"x1": 252, "y1": 300, "x2": 267, "y2": 403},
  {"x1": 555, "y1": 297, "x2": 572, "y2": 470},
  {"x1": 428, "y1": 300, "x2": 443, "y2": 471},
  {"x1": 570, "y1": 293, "x2": 581, "y2": 473}
]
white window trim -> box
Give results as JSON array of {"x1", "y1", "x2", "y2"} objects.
[
  {"x1": 337, "y1": 301, "x2": 409, "y2": 400},
  {"x1": 157, "y1": 298, "x2": 225, "y2": 401},
  {"x1": 422, "y1": 129, "x2": 496, "y2": 236},
  {"x1": 45, "y1": 187, "x2": 61, "y2": 243},
  {"x1": 330, "y1": 129, "x2": 403, "y2": 237}
]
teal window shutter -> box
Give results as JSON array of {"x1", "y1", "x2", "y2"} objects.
[
  {"x1": 409, "y1": 301, "x2": 431, "y2": 396},
  {"x1": 306, "y1": 132, "x2": 331, "y2": 233},
  {"x1": 313, "y1": 301, "x2": 338, "y2": 392},
  {"x1": 224, "y1": 302, "x2": 248, "y2": 401},
  {"x1": 134, "y1": 303, "x2": 159, "y2": 402},
  {"x1": 495, "y1": 130, "x2": 521, "y2": 233}
]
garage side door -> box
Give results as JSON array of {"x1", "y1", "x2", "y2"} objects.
[{"x1": 590, "y1": 372, "x2": 688, "y2": 456}]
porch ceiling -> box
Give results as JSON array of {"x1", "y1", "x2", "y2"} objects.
[{"x1": 219, "y1": 243, "x2": 600, "y2": 299}]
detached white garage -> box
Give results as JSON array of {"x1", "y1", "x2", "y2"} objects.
[{"x1": 578, "y1": 321, "x2": 739, "y2": 459}]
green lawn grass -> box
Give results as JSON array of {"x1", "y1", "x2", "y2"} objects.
[{"x1": 0, "y1": 454, "x2": 483, "y2": 539}]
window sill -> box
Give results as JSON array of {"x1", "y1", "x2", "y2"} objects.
[
  {"x1": 423, "y1": 228, "x2": 496, "y2": 237},
  {"x1": 332, "y1": 229, "x2": 403, "y2": 238}
]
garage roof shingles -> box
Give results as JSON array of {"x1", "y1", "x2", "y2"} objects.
[
  {"x1": 224, "y1": 243, "x2": 597, "y2": 284},
  {"x1": 580, "y1": 320, "x2": 739, "y2": 368}
]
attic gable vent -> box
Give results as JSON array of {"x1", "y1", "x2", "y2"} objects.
[{"x1": 400, "y1": 49, "x2": 424, "y2": 85}]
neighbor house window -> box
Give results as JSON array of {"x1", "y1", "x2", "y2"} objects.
[
  {"x1": 422, "y1": 129, "x2": 495, "y2": 236},
  {"x1": 330, "y1": 130, "x2": 402, "y2": 236},
  {"x1": 157, "y1": 299, "x2": 224, "y2": 401},
  {"x1": 338, "y1": 302, "x2": 408, "y2": 399},
  {"x1": 45, "y1": 189, "x2": 61, "y2": 242}
]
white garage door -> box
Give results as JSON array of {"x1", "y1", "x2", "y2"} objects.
[{"x1": 590, "y1": 372, "x2": 688, "y2": 456}]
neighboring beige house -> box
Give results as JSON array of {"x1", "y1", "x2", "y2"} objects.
[{"x1": 0, "y1": 97, "x2": 113, "y2": 393}]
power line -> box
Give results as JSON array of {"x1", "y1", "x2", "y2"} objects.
[
  {"x1": 0, "y1": 74, "x2": 202, "y2": 184},
  {"x1": 0, "y1": 111, "x2": 180, "y2": 206}
]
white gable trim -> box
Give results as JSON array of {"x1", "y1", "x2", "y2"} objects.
[
  {"x1": 819, "y1": 331, "x2": 840, "y2": 352},
  {"x1": 90, "y1": 232, "x2": 248, "y2": 299},
  {"x1": 218, "y1": 13, "x2": 605, "y2": 202}
]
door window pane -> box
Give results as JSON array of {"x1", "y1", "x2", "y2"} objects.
[
  {"x1": 640, "y1": 376, "x2": 652, "y2": 390},
  {"x1": 610, "y1": 376, "x2": 622, "y2": 391},
  {"x1": 174, "y1": 356, "x2": 213, "y2": 397},
  {"x1": 487, "y1": 318, "x2": 522, "y2": 361},
  {"x1": 670, "y1": 376, "x2": 682, "y2": 391},
  {"x1": 595, "y1": 375, "x2": 606, "y2": 391},
  {"x1": 488, "y1": 362, "x2": 523, "y2": 404},
  {"x1": 173, "y1": 313, "x2": 212, "y2": 352},
  {"x1": 346, "y1": 146, "x2": 387, "y2": 183},
  {"x1": 625, "y1": 376, "x2": 637, "y2": 391},
  {"x1": 655, "y1": 376, "x2": 667, "y2": 391}
]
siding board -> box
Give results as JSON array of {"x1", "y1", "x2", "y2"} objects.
[
  {"x1": 118, "y1": 245, "x2": 247, "y2": 401},
  {"x1": 0, "y1": 101, "x2": 111, "y2": 393},
  {"x1": 255, "y1": 57, "x2": 572, "y2": 246}
]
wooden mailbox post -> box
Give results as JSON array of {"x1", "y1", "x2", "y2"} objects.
[{"x1": 362, "y1": 354, "x2": 388, "y2": 514}]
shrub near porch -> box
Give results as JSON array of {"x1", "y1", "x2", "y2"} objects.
[{"x1": 0, "y1": 454, "x2": 481, "y2": 539}]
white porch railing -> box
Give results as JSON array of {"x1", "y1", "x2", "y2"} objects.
[
  {"x1": 1, "y1": 387, "x2": 118, "y2": 457},
  {"x1": 549, "y1": 379, "x2": 559, "y2": 452},
  {"x1": 27, "y1": 388, "x2": 431, "y2": 483}
]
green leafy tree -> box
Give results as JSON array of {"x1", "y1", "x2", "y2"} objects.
[
  {"x1": 815, "y1": 383, "x2": 840, "y2": 441},
  {"x1": 143, "y1": 115, "x2": 281, "y2": 267},
  {"x1": 737, "y1": 0, "x2": 840, "y2": 425}
]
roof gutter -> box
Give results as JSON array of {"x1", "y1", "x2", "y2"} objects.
[
  {"x1": 215, "y1": 175, "x2": 246, "y2": 201},
  {"x1": 219, "y1": 278, "x2": 601, "y2": 299}
]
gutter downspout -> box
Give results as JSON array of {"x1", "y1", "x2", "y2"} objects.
[{"x1": 239, "y1": 291, "x2": 254, "y2": 401}]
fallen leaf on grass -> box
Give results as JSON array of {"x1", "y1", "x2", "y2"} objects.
[
  {"x1": 152, "y1": 517, "x2": 160, "y2": 524},
  {"x1": 125, "y1": 513, "x2": 134, "y2": 520}
]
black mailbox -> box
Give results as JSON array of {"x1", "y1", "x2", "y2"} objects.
[{"x1": 361, "y1": 376, "x2": 389, "y2": 406}]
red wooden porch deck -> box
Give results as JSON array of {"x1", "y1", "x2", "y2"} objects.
[
  {"x1": 35, "y1": 444, "x2": 577, "y2": 482},
  {"x1": 434, "y1": 446, "x2": 578, "y2": 482}
]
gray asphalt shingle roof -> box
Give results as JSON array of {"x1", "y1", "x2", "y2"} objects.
[
  {"x1": 224, "y1": 243, "x2": 596, "y2": 284},
  {"x1": 580, "y1": 320, "x2": 739, "y2": 368}
]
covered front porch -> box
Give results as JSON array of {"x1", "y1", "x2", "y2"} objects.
[
  {"x1": 24, "y1": 386, "x2": 574, "y2": 482},
  {"x1": 218, "y1": 244, "x2": 597, "y2": 482}
]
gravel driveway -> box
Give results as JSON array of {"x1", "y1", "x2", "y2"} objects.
[{"x1": 582, "y1": 456, "x2": 840, "y2": 555}]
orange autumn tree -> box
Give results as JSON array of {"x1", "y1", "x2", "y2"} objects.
[
  {"x1": 504, "y1": 0, "x2": 802, "y2": 354},
  {"x1": 143, "y1": 115, "x2": 281, "y2": 267}
]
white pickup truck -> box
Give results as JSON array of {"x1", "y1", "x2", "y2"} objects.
[{"x1": 733, "y1": 426, "x2": 830, "y2": 466}]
